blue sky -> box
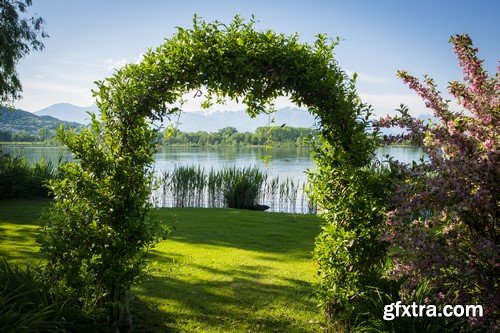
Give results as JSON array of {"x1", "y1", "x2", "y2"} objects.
[{"x1": 14, "y1": 0, "x2": 499, "y2": 117}]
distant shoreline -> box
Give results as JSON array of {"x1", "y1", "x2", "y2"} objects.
[{"x1": 1, "y1": 141, "x2": 418, "y2": 149}]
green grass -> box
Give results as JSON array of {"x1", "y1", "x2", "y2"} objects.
[{"x1": 0, "y1": 200, "x2": 323, "y2": 332}]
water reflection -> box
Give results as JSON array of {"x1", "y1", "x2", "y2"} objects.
[
  {"x1": 2, "y1": 144, "x2": 424, "y2": 212},
  {"x1": 2, "y1": 144, "x2": 424, "y2": 181}
]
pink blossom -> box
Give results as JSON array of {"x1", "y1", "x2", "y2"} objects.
[
  {"x1": 378, "y1": 34, "x2": 499, "y2": 331},
  {"x1": 484, "y1": 138, "x2": 493, "y2": 149}
]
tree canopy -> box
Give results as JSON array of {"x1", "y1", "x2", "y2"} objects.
[{"x1": 0, "y1": 0, "x2": 47, "y2": 105}]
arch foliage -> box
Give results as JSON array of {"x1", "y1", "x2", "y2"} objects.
[{"x1": 40, "y1": 16, "x2": 389, "y2": 328}]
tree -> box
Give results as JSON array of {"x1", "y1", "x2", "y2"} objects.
[
  {"x1": 37, "y1": 126, "x2": 50, "y2": 141},
  {"x1": 376, "y1": 34, "x2": 499, "y2": 331},
  {"x1": 218, "y1": 126, "x2": 238, "y2": 138},
  {"x1": 0, "y1": 0, "x2": 47, "y2": 105}
]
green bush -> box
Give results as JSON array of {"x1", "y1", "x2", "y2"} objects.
[
  {"x1": 309, "y1": 136, "x2": 398, "y2": 332},
  {"x1": 0, "y1": 258, "x2": 97, "y2": 332},
  {"x1": 39, "y1": 16, "x2": 392, "y2": 330},
  {"x1": 40, "y1": 119, "x2": 169, "y2": 329},
  {"x1": 0, "y1": 151, "x2": 58, "y2": 199}
]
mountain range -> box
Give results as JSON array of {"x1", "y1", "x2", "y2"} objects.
[
  {"x1": 0, "y1": 106, "x2": 82, "y2": 134},
  {"x1": 33, "y1": 103, "x2": 318, "y2": 132},
  {"x1": 2, "y1": 103, "x2": 438, "y2": 135},
  {"x1": 34, "y1": 103, "x2": 99, "y2": 125}
]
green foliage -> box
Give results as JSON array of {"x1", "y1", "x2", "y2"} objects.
[
  {"x1": 217, "y1": 126, "x2": 238, "y2": 138},
  {"x1": 351, "y1": 281, "x2": 464, "y2": 333},
  {"x1": 162, "y1": 126, "x2": 316, "y2": 147},
  {"x1": 0, "y1": 258, "x2": 60, "y2": 331},
  {"x1": 309, "y1": 136, "x2": 397, "y2": 331},
  {"x1": 0, "y1": 258, "x2": 98, "y2": 332},
  {"x1": 254, "y1": 126, "x2": 314, "y2": 144},
  {"x1": 0, "y1": 0, "x2": 48, "y2": 105},
  {"x1": 40, "y1": 119, "x2": 169, "y2": 327},
  {"x1": 0, "y1": 151, "x2": 58, "y2": 199},
  {"x1": 41, "y1": 15, "x2": 380, "y2": 329}
]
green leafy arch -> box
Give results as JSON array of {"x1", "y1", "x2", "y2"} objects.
[
  {"x1": 94, "y1": 16, "x2": 374, "y2": 167},
  {"x1": 41, "y1": 17, "x2": 385, "y2": 327}
]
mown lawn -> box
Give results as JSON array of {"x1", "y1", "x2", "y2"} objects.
[{"x1": 0, "y1": 200, "x2": 323, "y2": 332}]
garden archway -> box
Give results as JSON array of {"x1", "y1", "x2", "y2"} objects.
[{"x1": 42, "y1": 17, "x2": 384, "y2": 326}]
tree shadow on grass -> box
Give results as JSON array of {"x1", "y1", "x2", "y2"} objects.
[
  {"x1": 0, "y1": 225, "x2": 42, "y2": 263},
  {"x1": 130, "y1": 296, "x2": 180, "y2": 333},
  {"x1": 134, "y1": 261, "x2": 321, "y2": 332},
  {"x1": 0, "y1": 225, "x2": 38, "y2": 243},
  {"x1": 158, "y1": 208, "x2": 321, "y2": 256}
]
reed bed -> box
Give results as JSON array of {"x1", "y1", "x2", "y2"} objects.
[{"x1": 151, "y1": 165, "x2": 317, "y2": 214}]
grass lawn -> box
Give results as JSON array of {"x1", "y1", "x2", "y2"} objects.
[{"x1": 0, "y1": 200, "x2": 323, "y2": 332}]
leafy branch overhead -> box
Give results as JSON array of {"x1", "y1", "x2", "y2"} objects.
[{"x1": 0, "y1": 0, "x2": 48, "y2": 105}]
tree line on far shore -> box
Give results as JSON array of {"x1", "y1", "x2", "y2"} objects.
[
  {"x1": 161, "y1": 126, "x2": 317, "y2": 147},
  {"x1": 1, "y1": 125, "x2": 318, "y2": 147}
]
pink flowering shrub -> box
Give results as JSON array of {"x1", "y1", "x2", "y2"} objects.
[{"x1": 374, "y1": 34, "x2": 499, "y2": 331}]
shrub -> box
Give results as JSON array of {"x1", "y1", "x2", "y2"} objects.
[
  {"x1": 0, "y1": 150, "x2": 58, "y2": 199},
  {"x1": 39, "y1": 118, "x2": 169, "y2": 329},
  {"x1": 39, "y1": 16, "x2": 386, "y2": 330},
  {"x1": 309, "y1": 139, "x2": 398, "y2": 332},
  {"x1": 375, "y1": 34, "x2": 499, "y2": 331},
  {"x1": 0, "y1": 258, "x2": 97, "y2": 332}
]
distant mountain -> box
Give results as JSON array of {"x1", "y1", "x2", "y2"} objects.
[
  {"x1": 33, "y1": 103, "x2": 318, "y2": 132},
  {"x1": 0, "y1": 107, "x2": 82, "y2": 134},
  {"x1": 164, "y1": 107, "x2": 318, "y2": 132},
  {"x1": 34, "y1": 103, "x2": 99, "y2": 124},
  {"x1": 28, "y1": 102, "x2": 441, "y2": 135}
]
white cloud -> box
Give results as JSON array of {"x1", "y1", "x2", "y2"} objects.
[
  {"x1": 359, "y1": 92, "x2": 427, "y2": 116},
  {"x1": 105, "y1": 57, "x2": 128, "y2": 71},
  {"x1": 346, "y1": 70, "x2": 392, "y2": 84},
  {"x1": 104, "y1": 53, "x2": 145, "y2": 72},
  {"x1": 135, "y1": 53, "x2": 145, "y2": 64},
  {"x1": 23, "y1": 80, "x2": 89, "y2": 95}
]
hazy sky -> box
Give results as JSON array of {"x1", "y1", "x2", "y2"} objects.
[{"x1": 13, "y1": 0, "x2": 499, "y2": 117}]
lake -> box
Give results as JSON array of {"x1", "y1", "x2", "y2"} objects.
[
  {"x1": 1, "y1": 145, "x2": 423, "y2": 177},
  {"x1": 1, "y1": 145, "x2": 424, "y2": 213}
]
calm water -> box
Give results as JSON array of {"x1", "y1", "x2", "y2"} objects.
[
  {"x1": 2, "y1": 144, "x2": 424, "y2": 212},
  {"x1": 1, "y1": 145, "x2": 424, "y2": 183}
]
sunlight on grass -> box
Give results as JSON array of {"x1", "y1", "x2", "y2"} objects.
[
  {"x1": 0, "y1": 201, "x2": 323, "y2": 332},
  {"x1": 0, "y1": 200, "x2": 48, "y2": 266}
]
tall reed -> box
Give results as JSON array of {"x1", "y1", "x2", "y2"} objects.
[
  {"x1": 221, "y1": 166, "x2": 266, "y2": 209},
  {"x1": 153, "y1": 165, "x2": 316, "y2": 213},
  {"x1": 170, "y1": 165, "x2": 206, "y2": 207}
]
